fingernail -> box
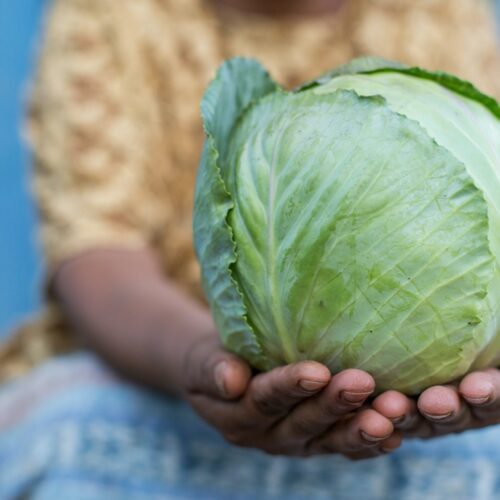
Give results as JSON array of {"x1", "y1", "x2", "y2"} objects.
[
  {"x1": 299, "y1": 379, "x2": 326, "y2": 392},
  {"x1": 214, "y1": 361, "x2": 228, "y2": 396},
  {"x1": 464, "y1": 395, "x2": 490, "y2": 405},
  {"x1": 341, "y1": 390, "x2": 372, "y2": 403},
  {"x1": 422, "y1": 411, "x2": 453, "y2": 421},
  {"x1": 390, "y1": 415, "x2": 405, "y2": 424},
  {"x1": 360, "y1": 431, "x2": 390, "y2": 443}
]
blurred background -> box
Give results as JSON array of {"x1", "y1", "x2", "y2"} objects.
[
  {"x1": 0, "y1": 0, "x2": 499, "y2": 339},
  {"x1": 0, "y1": 0, "x2": 45, "y2": 338}
]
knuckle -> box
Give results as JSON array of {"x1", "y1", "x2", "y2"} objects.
[
  {"x1": 250, "y1": 386, "x2": 283, "y2": 416},
  {"x1": 253, "y1": 397, "x2": 280, "y2": 416},
  {"x1": 288, "y1": 364, "x2": 305, "y2": 383},
  {"x1": 202, "y1": 354, "x2": 216, "y2": 382},
  {"x1": 324, "y1": 395, "x2": 353, "y2": 415},
  {"x1": 249, "y1": 374, "x2": 265, "y2": 393},
  {"x1": 182, "y1": 353, "x2": 199, "y2": 393},
  {"x1": 249, "y1": 379, "x2": 269, "y2": 404},
  {"x1": 183, "y1": 337, "x2": 220, "y2": 394},
  {"x1": 275, "y1": 365, "x2": 293, "y2": 380},
  {"x1": 290, "y1": 416, "x2": 315, "y2": 437}
]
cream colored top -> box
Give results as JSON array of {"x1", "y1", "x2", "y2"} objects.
[{"x1": 1, "y1": 0, "x2": 499, "y2": 380}]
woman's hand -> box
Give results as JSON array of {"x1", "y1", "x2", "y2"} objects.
[
  {"x1": 372, "y1": 368, "x2": 500, "y2": 439},
  {"x1": 183, "y1": 335, "x2": 402, "y2": 458}
]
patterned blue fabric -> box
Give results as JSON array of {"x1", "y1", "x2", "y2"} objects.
[{"x1": 2, "y1": 353, "x2": 500, "y2": 500}]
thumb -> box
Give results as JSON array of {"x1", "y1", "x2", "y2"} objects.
[{"x1": 184, "y1": 335, "x2": 252, "y2": 400}]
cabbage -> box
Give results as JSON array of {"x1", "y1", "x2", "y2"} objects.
[{"x1": 193, "y1": 57, "x2": 500, "y2": 394}]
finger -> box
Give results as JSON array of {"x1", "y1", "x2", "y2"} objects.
[
  {"x1": 309, "y1": 409, "x2": 394, "y2": 454},
  {"x1": 187, "y1": 361, "x2": 330, "y2": 440},
  {"x1": 273, "y1": 369, "x2": 375, "y2": 443},
  {"x1": 379, "y1": 432, "x2": 403, "y2": 453},
  {"x1": 391, "y1": 398, "x2": 425, "y2": 434},
  {"x1": 372, "y1": 390, "x2": 414, "y2": 428},
  {"x1": 418, "y1": 385, "x2": 473, "y2": 433},
  {"x1": 249, "y1": 361, "x2": 331, "y2": 416},
  {"x1": 184, "y1": 335, "x2": 251, "y2": 400},
  {"x1": 374, "y1": 395, "x2": 434, "y2": 439},
  {"x1": 460, "y1": 368, "x2": 500, "y2": 419},
  {"x1": 343, "y1": 432, "x2": 403, "y2": 460}
]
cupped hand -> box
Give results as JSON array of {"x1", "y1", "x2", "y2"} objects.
[
  {"x1": 373, "y1": 368, "x2": 500, "y2": 439},
  {"x1": 183, "y1": 335, "x2": 401, "y2": 458}
]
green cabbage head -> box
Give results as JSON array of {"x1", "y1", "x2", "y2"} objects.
[{"x1": 193, "y1": 57, "x2": 500, "y2": 394}]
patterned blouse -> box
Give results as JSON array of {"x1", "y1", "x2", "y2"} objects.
[{"x1": 1, "y1": 0, "x2": 499, "y2": 380}]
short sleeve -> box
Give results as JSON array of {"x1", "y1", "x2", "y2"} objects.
[{"x1": 27, "y1": 0, "x2": 160, "y2": 272}]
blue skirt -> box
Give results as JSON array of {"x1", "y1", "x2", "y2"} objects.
[{"x1": 1, "y1": 353, "x2": 500, "y2": 500}]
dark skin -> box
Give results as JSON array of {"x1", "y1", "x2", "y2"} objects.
[
  {"x1": 55, "y1": 248, "x2": 401, "y2": 459},
  {"x1": 51, "y1": 0, "x2": 500, "y2": 461},
  {"x1": 55, "y1": 247, "x2": 500, "y2": 459}
]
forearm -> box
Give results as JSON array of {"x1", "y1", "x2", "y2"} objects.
[{"x1": 53, "y1": 247, "x2": 215, "y2": 395}]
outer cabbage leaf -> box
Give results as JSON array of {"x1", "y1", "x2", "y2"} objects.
[
  {"x1": 300, "y1": 56, "x2": 500, "y2": 119},
  {"x1": 193, "y1": 58, "x2": 278, "y2": 368}
]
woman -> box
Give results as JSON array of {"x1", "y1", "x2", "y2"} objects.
[{"x1": 1, "y1": 0, "x2": 500, "y2": 498}]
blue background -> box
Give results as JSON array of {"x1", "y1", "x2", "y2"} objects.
[
  {"x1": 0, "y1": 1, "x2": 499, "y2": 338},
  {"x1": 0, "y1": 0, "x2": 45, "y2": 337}
]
